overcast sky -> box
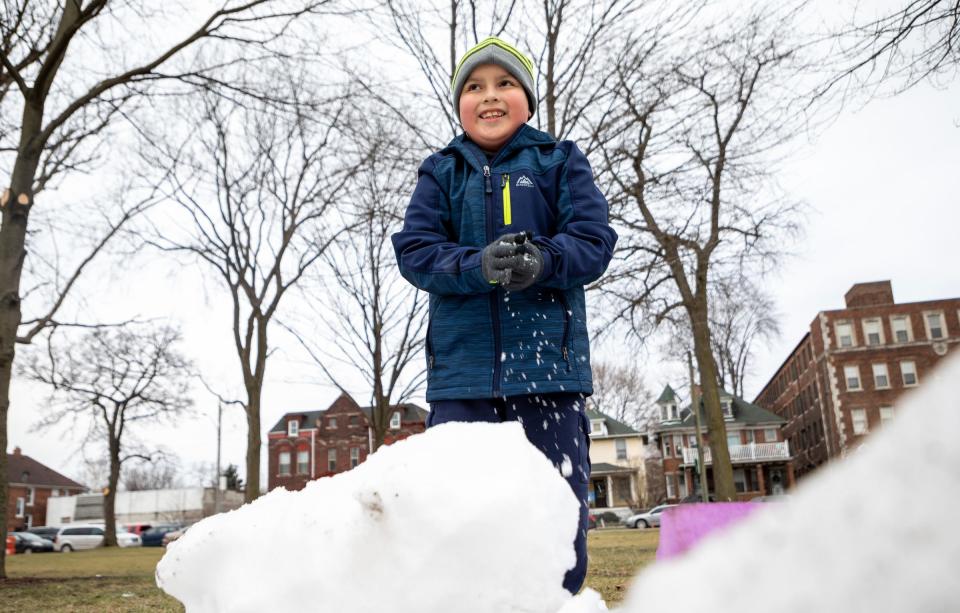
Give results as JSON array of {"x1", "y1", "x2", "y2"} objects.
[{"x1": 6, "y1": 3, "x2": 960, "y2": 490}]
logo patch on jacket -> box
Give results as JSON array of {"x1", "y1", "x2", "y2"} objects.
[{"x1": 515, "y1": 175, "x2": 534, "y2": 188}]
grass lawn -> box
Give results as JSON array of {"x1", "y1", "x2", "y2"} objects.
[
  {"x1": 1, "y1": 528, "x2": 658, "y2": 611},
  {"x1": 584, "y1": 528, "x2": 659, "y2": 604}
]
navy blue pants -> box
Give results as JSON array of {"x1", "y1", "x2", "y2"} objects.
[{"x1": 427, "y1": 393, "x2": 591, "y2": 594}]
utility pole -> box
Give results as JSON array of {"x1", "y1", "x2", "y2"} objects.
[
  {"x1": 687, "y1": 351, "x2": 710, "y2": 503},
  {"x1": 214, "y1": 401, "x2": 222, "y2": 514}
]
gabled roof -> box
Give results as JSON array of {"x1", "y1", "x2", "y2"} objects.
[
  {"x1": 6, "y1": 451, "x2": 86, "y2": 490},
  {"x1": 584, "y1": 407, "x2": 640, "y2": 436},
  {"x1": 656, "y1": 384, "x2": 677, "y2": 404},
  {"x1": 269, "y1": 394, "x2": 428, "y2": 433},
  {"x1": 655, "y1": 393, "x2": 785, "y2": 432}
]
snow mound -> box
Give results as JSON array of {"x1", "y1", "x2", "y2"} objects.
[
  {"x1": 618, "y1": 352, "x2": 960, "y2": 612},
  {"x1": 156, "y1": 421, "x2": 580, "y2": 613}
]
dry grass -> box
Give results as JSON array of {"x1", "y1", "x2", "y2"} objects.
[{"x1": 1, "y1": 528, "x2": 659, "y2": 611}]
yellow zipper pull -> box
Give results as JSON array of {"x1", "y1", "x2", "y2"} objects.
[{"x1": 502, "y1": 173, "x2": 511, "y2": 226}]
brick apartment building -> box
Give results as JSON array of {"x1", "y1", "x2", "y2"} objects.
[
  {"x1": 652, "y1": 385, "x2": 794, "y2": 502},
  {"x1": 6, "y1": 447, "x2": 86, "y2": 531},
  {"x1": 267, "y1": 393, "x2": 428, "y2": 491},
  {"x1": 754, "y1": 281, "x2": 960, "y2": 478}
]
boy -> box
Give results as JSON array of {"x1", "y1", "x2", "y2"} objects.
[{"x1": 391, "y1": 37, "x2": 617, "y2": 594}]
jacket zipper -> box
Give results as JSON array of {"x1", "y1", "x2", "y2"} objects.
[
  {"x1": 482, "y1": 163, "x2": 503, "y2": 395},
  {"x1": 501, "y1": 174, "x2": 511, "y2": 225},
  {"x1": 426, "y1": 313, "x2": 435, "y2": 370},
  {"x1": 557, "y1": 291, "x2": 572, "y2": 372}
]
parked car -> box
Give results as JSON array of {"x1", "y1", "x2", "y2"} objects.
[
  {"x1": 55, "y1": 525, "x2": 142, "y2": 551},
  {"x1": 141, "y1": 524, "x2": 183, "y2": 547},
  {"x1": 679, "y1": 494, "x2": 717, "y2": 504},
  {"x1": 162, "y1": 525, "x2": 191, "y2": 547},
  {"x1": 26, "y1": 526, "x2": 60, "y2": 541},
  {"x1": 751, "y1": 494, "x2": 791, "y2": 503},
  {"x1": 624, "y1": 504, "x2": 676, "y2": 529},
  {"x1": 124, "y1": 523, "x2": 154, "y2": 535},
  {"x1": 11, "y1": 531, "x2": 55, "y2": 554}
]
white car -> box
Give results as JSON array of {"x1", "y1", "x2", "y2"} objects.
[
  {"x1": 624, "y1": 504, "x2": 676, "y2": 529},
  {"x1": 55, "y1": 524, "x2": 142, "y2": 551}
]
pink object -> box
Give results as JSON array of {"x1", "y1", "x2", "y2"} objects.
[{"x1": 656, "y1": 503, "x2": 760, "y2": 560}]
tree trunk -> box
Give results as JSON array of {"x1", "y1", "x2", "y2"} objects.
[
  {"x1": 0, "y1": 144, "x2": 42, "y2": 579},
  {"x1": 690, "y1": 304, "x2": 736, "y2": 501},
  {"x1": 104, "y1": 437, "x2": 121, "y2": 547},
  {"x1": 244, "y1": 387, "x2": 261, "y2": 502}
]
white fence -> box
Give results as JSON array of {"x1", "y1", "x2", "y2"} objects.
[{"x1": 682, "y1": 441, "x2": 790, "y2": 465}]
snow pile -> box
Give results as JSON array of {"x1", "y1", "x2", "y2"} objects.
[
  {"x1": 618, "y1": 352, "x2": 960, "y2": 612},
  {"x1": 156, "y1": 421, "x2": 583, "y2": 613}
]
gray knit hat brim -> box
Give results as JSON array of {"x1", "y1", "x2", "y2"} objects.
[{"x1": 452, "y1": 38, "x2": 536, "y2": 123}]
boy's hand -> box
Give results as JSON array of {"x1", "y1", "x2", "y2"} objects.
[
  {"x1": 503, "y1": 240, "x2": 544, "y2": 292},
  {"x1": 481, "y1": 237, "x2": 520, "y2": 285}
]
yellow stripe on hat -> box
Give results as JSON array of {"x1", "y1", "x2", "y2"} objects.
[{"x1": 452, "y1": 37, "x2": 534, "y2": 86}]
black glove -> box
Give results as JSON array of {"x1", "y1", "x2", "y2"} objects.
[
  {"x1": 481, "y1": 236, "x2": 520, "y2": 285},
  {"x1": 503, "y1": 236, "x2": 544, "y2": 292}
]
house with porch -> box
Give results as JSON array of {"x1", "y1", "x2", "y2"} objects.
[
  {"x1": 652, "y1": 385, "x2": 795, "y2": 502},
  {"x1": 584, "y1": 407, "x2": 646, "y2": 514}
]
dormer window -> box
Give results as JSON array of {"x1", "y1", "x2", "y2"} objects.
[
  {"x1": 660, "y1": 403, "x2": 678, "y2": 422},
  {"x1": 721, "y1": 400, "x2": 733, "y2": 419},
  {"x1": 589, "y1": 419, "x2": 607, "y2": 436},
  {"x1": 287, "y1": 420, "x2": 299, "y2": 437},
  {"x1": 390, "y1": 411, "x2": 402, "y2": 430}
]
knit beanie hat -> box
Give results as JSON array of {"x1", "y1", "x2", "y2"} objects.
[{"x1": 451, "y1": 37, "x2": 536, "y2": 123}]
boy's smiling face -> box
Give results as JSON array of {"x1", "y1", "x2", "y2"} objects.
[{"x1": 459, "y1": 63, "x2": 530, "y2": 152}]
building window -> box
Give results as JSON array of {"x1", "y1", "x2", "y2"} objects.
[
  {"x1": 665, "y1": 474, "x2": 676, "y2": 499},
  {"x1": 880, "y1": 406, "x2": 895, "y2": 425},
  {"x1": 900, "y1": 360, "x2": 918, "y2": 386},
  {"x1": 287, "y1": 420, "x2": 299, "y2": 437},
  {"x1": 843, "y1": 365, "x2": 861, "y2": 391},
  {"x1": 764, "y1": 428, "x2": 778, "y2": 442},
  {"x1": 328, "y1": 448, "x2": 337, "y2": 472},
  {"x1": 663, "y1": 437, "x2": 672, "y2": 458},
  {"x1": 328, "y1": 417, "x2": 337, "y2": 429},
  {"x1": 851, "y1": 409, "x2": 868, "y2": 435},
  {"x1": 924, "y1": 311, "x2": 945, "y2": 339},
  {"x1": 350, "y1": 447, "x2": 360, "y2": 468},
  {"x1": 390, "y1": 411, "x2": 402, "y2": 430},
  {"x1": 862, "y1": 318, "x2": 883, "y2": 346},
  {"x1": 721, "y1": 399, "x2": 733, "y2": 419},
  {"x1": 278, "y1": 452, "x2": 291, "y2": 476},
  {"x1": 15, "y1": 497, "x2": 25, "y2": 518},
  {"x1": 590, "y1": 419, "x2": 608, "y2": 436},
  {"x1": 297, "y1": 450, "x2": 309, "y2": 475},
  {"x1": 678, "y1": 472, "x2": 688, "y2": 498},
  {"x1": 349, "y1": 415, "x2": 359, "y2": 427},
  {"x1": 615, "y1": 438, "x2": 627, "y2": 460},
  {"x1": 726, "y1": 432, "x2": 740, "y2": 449},
  {"x1": 661, "y1": 403, "x2": 678, "y2": 421},
  {"x1": 872, "y1": 363, "x2": 890, "y2": 389},
  {"x1": 744, "y1": 429, "x2": 756, "y2": 443},
  {"x1": 890, "y1": 315, "x2": 912, "y2": 343},
  {"x1": 733, "y1": 468, "x2": 746, "y2": 493},
  {"x1": 27, "y1": 487, "x2": 35, "y2": 506},
  {"x1": 835, "y1": 320, "x2": 855, "y2": 348}
]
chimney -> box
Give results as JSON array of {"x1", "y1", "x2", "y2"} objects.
[
  {"x1": 844, "y1": 281, "x2": 894, "y2": 308},
  {"x1": 12, "y1": 446, "x2": 21, "y2": 456}
]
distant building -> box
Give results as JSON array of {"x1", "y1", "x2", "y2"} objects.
[
  {"x1": 5, "y1": 447, "x2": 86, "y2": 531},
  {"x1": 46, "y1": 488, "x2": 245, "y2": 526},
  {"x1": 652, "y1": 385, "x2": 794, "y2": 503},
  {"x1": 584, "y1": 408, "x2": 646, "y2": 512},
  {"x1": 267, "y1": 393, "x2": 428, "y2": 492},
  {"x1": 754, "y1": 281, "x2": 960, "y2": 478}
]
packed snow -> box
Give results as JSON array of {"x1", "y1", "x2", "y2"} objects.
[
  {"x1": 159, "y1": 354, "x2": 960, "y2": 612},
  {"x1": 156, "y1": 421, "x2": 588, "y2": 613}
]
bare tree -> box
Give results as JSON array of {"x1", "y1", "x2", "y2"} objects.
[
  {"x1": 0, "y1": 0, "x2": 334, "y2": 578},
  {"x1": 587, "y1": 359, "x2": 654, "y2": 431},
  {"x1": 19, "y1": 324, "x2": 192, "y2": 546},
  {"x1": 663, "y1": 276, "x2": 781, "y2": 398},
  {"x1": 825, "y1": 0, "x2": 960, "y2": 96},
  {"x1": 289, "y1": 117, "x2": 428, "y2": 451},
  {"x1": 140, "y1": 90, "x2": 356, "y2": 501},
  {"x1": 595, "y1": 8, "x2": 805, "y2": 500},
  {"x1": 122, "y1": 453, "x2": 182, "y2": 491}
]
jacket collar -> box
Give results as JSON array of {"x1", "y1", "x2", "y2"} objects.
[{"x1": 443, "y1": 124, "x2": 555, "y2": 172}]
